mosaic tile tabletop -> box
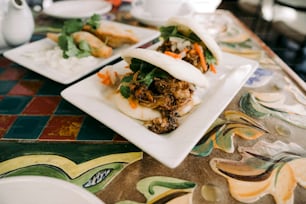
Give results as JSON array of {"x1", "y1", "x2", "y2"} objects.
[
  {"x1": 1, "y1": 8, "x2": 306, "y2": 204},
  {"x1": 0, "y1": 38, "x2": 122, "y2": 142}
]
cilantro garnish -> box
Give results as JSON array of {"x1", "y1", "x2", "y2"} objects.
[
  {"x1": 160, "y1": 25, "x2": 201, "y2": 43},
  {"x1": 119, "y1": 58, "x2": 170, "y2": 98},
  {"x1": 130, "y1": 58, "x2": 169, "y2": 85},
  {"x1": 160, "y1": 25, "x2": 217, "y2": 65},
  {"x1": 58, "y1": 35, "x2": 78, "y2": 58},
  {"x1": 119, "y1": 85, "x2": 131, "y2": 98},
  {"x1": 119, "y1": 75, "x2": 133, "y2": 98},
  {"x1": 204, "y1": 49, "x2": 216, "y2": 65},
  {"x1": 85, "y1": 14, "x2": 101, "y2": 29},
  {"x1": 57, "y1": 14, "x2": 102, "y2": 59},
  {"x1": 58, "y1": 35, "x2": 91, "y2": 59},
  {"x1": 61, "y1": 19, "x2": 83, "y2": 35},
  {"x1": 130, "y1": 58, "x2": 155, "y2": 73}
]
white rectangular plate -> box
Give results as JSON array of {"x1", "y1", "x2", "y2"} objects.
[
  {"x1": 3, "y1": 21, "x2": 160, "y2": 84},
  {"x1": 61, "y1": 52, "x2": 258, "y2": 168}
]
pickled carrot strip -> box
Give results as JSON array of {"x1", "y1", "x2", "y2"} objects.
[
  {"x1": 210, "y1": 63, "x2": 217, "y2": 74},
  {"x1": 97, "y1": 71, "x2": 111, "y2": 85},
  {"x1": 128, "y1": 97, "x2": 138, "y2": 109},
  {"x1": 194, "y1": 43, "x2": 207, "y2": 72},
  {"x1": 164, "y1": 51, "x2": 182, "y2": 59}
]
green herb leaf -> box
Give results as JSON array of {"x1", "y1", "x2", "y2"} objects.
[
  {"x1": 76, "y1": 52, "x2": 91, "y2": 58},
  {"x1": 65, "y1": 37, "x2": 80, "y2": 58},
  {"x1": 56, "y1": 14, "x2": 103, "y2": 59},
  {"x1": 58, "y1": 34, "x2": 69, "y2": 51},
  {"x1": 204, "y1": 49, "x2": 216, "y2": 65},
  {"x1": 58, "y1": 36, "x2": 91, "y2": 58},
  {"x1": 86, "y1": 14, "x2": 101, "y2": 29},
  {"x1": 141, "y1": 68, "x2": 156, "y2": 87},
  {"x1": 58, "y1": 35, "x2": 79, "y2": 58},
  {"x1": 154, "y1": 68, "x2": 170, "y2": 79},
  {"x1": 130, "y1": 58, "x2": 156, "y2": 74},
  {"x1": 129, "y1": 58, "x2": 142, "y2": 72},
  {"x1": 78, "y1": 40, "x2": 91, "y2": 51},
  {"x1": 62, "y1": 19, "x2": 83, "y2": 35},
  {"x1": 129, "y1": 58, "x2": 171, "y2": 87},
  {"x1": 121, "y1": 75, "x2": 133, "y2": 83},
  {"x1": 140, "y1": 68, "x2": 170, "y2": 87},
  {"x1": 160, "y1": 25, "x2": 201, "y2": 43},
  {"x1": 119, "y1": 58, "x2": 173, "y2": 98},
  {"x1": 188, "y1": 32, "x2": 201, "y2": 42},
  {"x1": 120, "y1": 85, "x2": 131, "y2": 98}
]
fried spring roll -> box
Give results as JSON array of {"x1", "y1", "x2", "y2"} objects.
[
  {"x1": 83, "y1": 22, "x2": 139, "y2": 48},
  {"x1": 47, "y1": 31, "x2": 112, "y2": 58}
]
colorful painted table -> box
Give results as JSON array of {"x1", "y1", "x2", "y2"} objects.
[{"x1": 1, "y1": 5, "x2": 306, "y2": 204}]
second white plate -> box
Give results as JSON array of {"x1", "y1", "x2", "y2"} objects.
[
  {"x1": 61, "y1": 51, "x2": 258, "y2": 168},
  {"x1": 3, "y1": 21, "x2": 160, "y2": 84}
]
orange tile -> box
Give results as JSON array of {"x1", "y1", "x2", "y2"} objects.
[
  {"x1": 9, "y1": 80, "x2": 43, "y2": 96},
  {"x1": 0, "y1": 115, "x2": 17, "y2": 138},
  {"x1": 23, "y1": 96, "x2": 61, "y2": 115},
  {"x1": 39, "y1": 116, "x2": 84, "y2": 140}
]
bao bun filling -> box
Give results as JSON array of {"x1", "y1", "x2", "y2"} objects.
[
  {"x1": 118, "y1": 57, "x2": 197, "y2": 134},
  {"x1": 103, "y1": 48, "x2": 208, "y2": 134},
  {"x1": 158, "y1": 16, "x2": 222, "y2": 74}
]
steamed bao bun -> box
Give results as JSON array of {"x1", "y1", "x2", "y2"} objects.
[
  {"x1": 164, "y1": 16, "x2": 222, "y2": 65},
  {"x1": 121, "y1": 48, "x2": 209, "y2": 87},
  {"x1": 113, "y1": 48, "x2": 208, "y2": 123}
]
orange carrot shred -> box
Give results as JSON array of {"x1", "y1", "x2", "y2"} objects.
[
  {"x1": 97, "y1": 72, "x2": 104, "y2": 79},
  {"x1": 210, "y1": 63, "x2": 217, "y2": 74},
  {"x1": 128, "y1": 97, "x2": 138, "y2": 109},
  {"x1": 164, "y1": 51, "x2": 182, "y2": 59},
  {"x1": 97, "y1": 71, "x2": 112, "y2": 85},
  {"x1": 193, "y1": 43, "x2": 207, "y2": 72}
]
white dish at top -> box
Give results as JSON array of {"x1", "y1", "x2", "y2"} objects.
[
  {"x1": 130, "y1": 4, "x2": 193, "y2": 27},
  {"x1": 61, "y1": 51, "x2": 258, "y2": 168},
  {"x1": 3, "y1": 21, "x2": 160, "y2": 84},
  {"x1": 188, "y1": 0, "x2": 222, "y2": 13},
  {"x1": 0, "y1": 176, "x2": 105, "y2": 204},
  {"x1": 43, "y1": 0, "x2": 112, "y2": 19}
]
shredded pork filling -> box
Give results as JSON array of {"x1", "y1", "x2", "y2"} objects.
[
  {"x1": 126, "y1": 74, "x2": 194, "y2": 134},
  {"x1": 157, "y1": 39, "x2": 210, "y2": 73}
]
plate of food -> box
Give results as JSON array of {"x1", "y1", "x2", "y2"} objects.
[
  {"x1": 43, "y1": 0, "x2": 112, "y2": 19},
  {"x1": 61, "y1": 17, "x2": 258, "y2": 168},
  {"x1": 3, "y1": 16, "x2": 160, "y2": 84},
  {"x1": 0, "y1": 176, "x2": 105, "y2": 204},
  {"x1": 61, "y1": 48, "x2": 257, "y2": 168}
]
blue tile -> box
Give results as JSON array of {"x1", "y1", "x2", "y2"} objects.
[
  {"x1": 23, "y1": 71, "x2": 45, "y2": 80},
  {"x1": 77, "y1": 116, "x2": 115, "y2": 141},
  {"x1": 37, "y1": 80, "x2": 65, "y2": 95},
  {"x1": 0, "y1": 81, "x2": 17, "y2": 95},
  {"x1": 0, "y1": 96, "x2": 32, "y2": 114},
  {"x1": 10, "y1": 63, "x2": 26, "y2": 70},
  {"x1": 4, "y1": 116, "x2": 49, "y2": 139},
  {"x1": 55, "y1": 100, "x2": 84, "y2": 115}
]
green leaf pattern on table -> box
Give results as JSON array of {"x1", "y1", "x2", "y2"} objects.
[
  {"x1": 240, "y1": 91, "x2": 306, "y2": 129},
  {"x1": 191, "y1": 110, "x2": 268, "y2": 157},
  {"x1": 116, "y1": 176, "x2": 196, "y2": 204},
  {"x1": 0, "y1": 152, "x2": 142, "y2": 193}
]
